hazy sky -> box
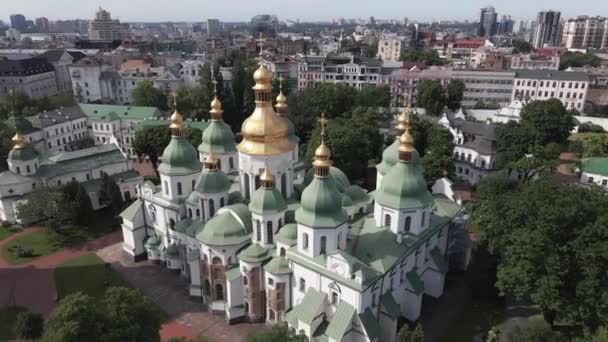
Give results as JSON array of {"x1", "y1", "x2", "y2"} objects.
[{"x1": 0, "y1": 0, "x2": 605, "y2": 23}]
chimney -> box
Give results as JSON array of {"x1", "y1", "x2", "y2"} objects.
[{"x1": 396, "y1": 232, "x2": 403, "y2": 244}]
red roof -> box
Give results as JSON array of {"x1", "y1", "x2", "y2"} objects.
[
  {"x1": 533, "y1": 47, "x2": 564, "y2": 56},
  {"x1": 454, "y1": 38, "x2": 484, "y2": 49}
]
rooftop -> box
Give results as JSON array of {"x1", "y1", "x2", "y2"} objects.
[{"x1": 514, "y1": 69, "x2": 590, "y2": 82}]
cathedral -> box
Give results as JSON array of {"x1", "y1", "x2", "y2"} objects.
[{"x1": 120, "y1": 56, "x2": 469, "y2": 342}]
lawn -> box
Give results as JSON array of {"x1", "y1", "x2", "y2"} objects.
[
  {"x1": 0, "y1": 306, "x2": 27, "y2": 341},
  {"x1": 54, "y1": 253, "x2": 128, "y2": 300},
  {"x1": 439, "y1": 296, "x2": 506, "y2": 342},
  {"x1": 0, "y1": 225, "x2": 20, "y2": 241}
]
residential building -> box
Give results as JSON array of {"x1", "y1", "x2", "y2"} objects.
[
  {"x1": 0, "y1": 58, "x2": 58, "y2": 100},
  {"x1": 120, "y1": 62, "x2": 470, "y2": 342},
  {"x1": 510, "y1": 53, "x2": 560, "y2": 70},
  {"x1": 176, "y1": 59, "x2": 208, "y2": 88},
  {"x1": 470, "y1": 48, "x2": 505, "y2": 70},
  {"x1": 207, "y1": 19, "x2": 221, "y2": 35},
  {"x1": 39, "y1": 49, "x2": 86, "y2": 93},
  {"x1": 377, "y1": 35, "x2": 405, "y2": 65},
  {"x1": 512, "y1": 70, "x2": 589, "y2": 111},
  {"x1": 532, "y1": 11, "x2": 562, "y2": 48},
  {"x1": 382, "y1": 66, "x2": 451, "y2": 107},
  {"x1": 297, "y1": 54, "x2": 382, "y2": 90},
  {"x1": 452, "y1": 70, "x2": 516, "y2": 108},
  {"x1": 10, "y1": 14, "x2": 26, "y2": 31},
  {"x1": 261, "y1": 56, "x2": 298, "y2": 86},
  {"x1": 35, "y1": 17, "x2": 50, "y2": 32},
  {"x1": 561, "y1": 16, "x2": 608, "y2": 50},
  {"x1": 69, "y1": 57, "x2": 103, "y2": 103},
  {"x1": 478, "y1": 6, "x2": 498, "y2": 38},
  {"x1": 89, "y1": 7, "x2": 122, "y2": 41},
  {"x1": 579, "y1": 158, "x2": 608, "y2": 189},
  {"x1": 25, "y1": 106, "x2": 90, "y2": 153}
]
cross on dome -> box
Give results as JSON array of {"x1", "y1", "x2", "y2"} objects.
[{"x1": 256, "y1": 32, "x2": 266, "y2": 57}]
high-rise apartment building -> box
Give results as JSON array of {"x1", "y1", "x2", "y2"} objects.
[
  {"x1": 88, "y1": 7, "x2": 122, "y2": 41},
  {"x1": 561, "y1": 16, "x2": 608, "y2": 50},
  {"x1": 35, "y1": 17, "x2": 50, "y2": 32},
  {"x1": 207, "y1": 19, "x2": 221, "y2": 35},
  {"x1": 377, "y1": 35, "x2": 405, "y2": 64},
  {"x1": 532, "y1": 10, "x2": 562, "y2": 48},
  {"x1": 478, "y1": 6, "x2": 497, "y2": 38},
  {"x1": 10, "y1": 14, "x2": 27, "y2": 31}
]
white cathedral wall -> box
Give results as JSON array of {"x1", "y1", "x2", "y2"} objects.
[
  {"x1": 189, "y1": 259, "x2": 203, "y2": 297},
  {"x1": 121, "y1": 214, "x2": 145, "y2": 257},
  {"x1": 202, "y1": 243, "x2": 243, "y2": 266},
  {"x1": 0, "y1": 180, "x2": 34, "y2": 199},
  {"x1": 238, "y1": 152, "x2": 294, "y2": 199},
  {"x1": 199, "y1": 192, "x2": 229, "y2": 221},
  {"x1": 199, "y1": 151, "x2": 238, "y2": 174},
  {"x1": 159, "y1": 172, "x2": 200, "y2": 202},
  {"x1": 421, "y1": 269, "x2": 445, "y2": 298},
  {"x1": 375, "y1": 170, "x2": 384, "y2": 190},
  {"x1": 252, "y1": 211, "x2": 285, "y2": 247}
]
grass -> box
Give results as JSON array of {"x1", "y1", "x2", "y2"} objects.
[
  {"x1": 0, "y1": 209, "x2": 120, "y2": 265},
  {"x1": 440, "y1": 296, "x2": 506, "y2": 342},
  {"x1": 54, "y1": 253, "x2": 128, "y2": 300},
  {"x1": 0, "y1": 306, "x2": 27, "y2": 341},
  {"x1": 0, "y1": 225, "x2": 20, "y2": 241},
  {"x1": 569, "y1": 132, "x2": 607, "y2": 142}
]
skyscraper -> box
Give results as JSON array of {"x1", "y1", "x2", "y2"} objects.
[
  {"x1": 561, "y1": 16, "x2": 608, "y2": 50},
  {"x1": 10, "y1": 14, "x2": 26, "y2": 31},
  {"x1": 207, "y1": 19, "x2": 221, "y2": 35},
  {"x1": 532, "y1": 10, "x2": 561, "y2": 48},
  {"x1": 88, "y1": 7, "x2": 122, "y2": 41},
  {"x1": 478, "y1": 7, "x2": 498, "y2": 38}
]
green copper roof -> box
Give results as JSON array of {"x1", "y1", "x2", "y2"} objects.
[
  {"x1": 375, "y1": 160, "x2": 433, "y2": 209},
  {"x1": 249, "y1": 186, "x2": 287, "y2": 214},
  {"x1": 166, "y1": 243, "x2": 179, "y2": 257},
  {"x1": 296, "y1": 176, "x2": 348, "y2": 228},
  {"x1": 304, "y1": 166, "x2": 350, "y2": 192},
  {"x1": 137, "y1": 119, "x2": 209, "y2": 132},
  {"x1": 8, "y1": 145, "x2": 39, "y2": 161},
  {"x1": 277, "y1": 223, "x2": 298, "y2": 245},
  {"x1": 344, "y1": 185, "x2": 369, "y2": 203},
  {"x1": 376, "y1": 138, "x2": 399, "y2": 175},
  {"x1": 198, "y1": 120, "x2": 236, "y2": 154},
  {"x1": 381, "y1": 291, "x2": 400, "y2": 319},
  {"x1": 326, "y1": 301, "x2": 356, "y2": 341},
  {"x1": 79, "y1": 103, "x2": 162, "y2": 121},
  {"x1": 196, "y1": 204, "x2": 252, "y2": 246},
  {"x1": 225, "y1": 266, "x2": 241, "y2": 281},
  {"x1": 430, "y1": 247, "x2": 448, "y2": 273},
  {"x1": 406, "y1": 270, "x2": 425, "y2": 295},
  {"x1": 239, "y1": 243, "x2": 273, "y2": 263},
  {"x1": 358, "y1": 308, "x2": 380, "y2": 340},
  {"x1": 195, "y1": 169, "x2": 230, "y2": 194},
  {"x1": 158, "y1": 136, "x2": 201, "y2": 176},
  {"x1": 286, "y1": 288, "x2": 326, "y2": 326},
  {"x1": 186, "y1": 191, "x2": 201, "y2": 205},
  {"x1": 341, "y1": 193, "x2": 353, "y2": 207},
  {"x1": 145, "y1": 236, "x2": 161, "y2": 247},
  {"x1": 264, "y1": 256, "x2": 291, "y2": 275},
  {"x1": 120, "y1": 199, "x2": 143, "y2": 222},
  {"x1": 6, "y1": 116, "x2": 37, "y2": 134},
  {"x1": 581, "y1": 157, "x2": 608, "y2": 177}
]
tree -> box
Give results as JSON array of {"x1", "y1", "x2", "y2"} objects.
[
  {"x1": 364, "y1": 37, "x2": 379, "y2": 58},
  {"x1": 582, "y1": 135, "x2": 608, "y2": 158},
  {"x1": 397, "y1": 323, "x2": 424, "y2": 342},
  {"x1": 99, "y1": 173, "x2": 124, "y2": 215},
  {"x1": 409, "y1": 115, "x2": 455, "y2": 184},
  {"x1": 14, "y1": 310, "x2": 44, "y2": 341},
  {"x1": 508, "y1": 318, "x2": 566, "y2": 342},
  {"x1": 246, "y1": 323, "x2": 307, "y2": 342},
  {"x1": 495, "y1": 121, "x2": 533, "y2": 169},
  {"x1": 16, "y1": 188, "x2": 70, "y2": 230},
  {"x1": 560, "y1": 51, "x2": 601, "y2": 70},
  {"x1": 446, "y1": 80, "x2": 464, "y2": 110},
  {"x1": 470, "y1": 178, "x2": 608, "y2": 330},
  {"x1": 102, "y1": 287, "x2": 163, "y2": 342},
  {"x1": 131, "y1": 80, "x2": 168, "y2": 110},
  {"x1": 400, "y1": 49, "x2": 444, "y2": 66},
  {"x1": 44, "y1": 293, "x2": 107, "y2": 342},
  {"x1": 520, "y1": 99, "x2": 574, "y2": 147},
  {"x1": 416, "y1": 80, "x2": 445, "y2": 116},
  {"x1": 62, "y1": 180, "x2": 93, "y2": 226},
  {"x1": 512, "y1": 40, "x2": 533, "y2": 54},
  {"x1": 167, "y1": 87, "x2": 196, "y2": 118},
  {"x1": 575, "y1": 327, "x2": 608, "y2": 342},
  {"x1": 0, "y1": 121, "x2": 15, "y2": 171}
]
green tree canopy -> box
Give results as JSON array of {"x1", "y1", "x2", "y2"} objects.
[
  {"x1": 416, "y1": 80, "x2": 446, "y2": 116},
  {"x1": 99, "y1": 174, "x2": 124, "y2": 216},
  {"x1": 131, "y1": 80, "x2": 168, "y2": 110},
  {"x1": 409, "y1": 115, "x2": 455, "y2": 184},
  {"x1": 446, "y1": 80, "x2": 464, "y2": 110},
  {"x1": 102, "y1": 287, "x2": 163, "y2": 342},
  {"x1": 397, "y1": 323, "x2": 424, "y2": 342},
  {"x1": 508, "y1": 318, "x2": 566, "y2": 342},
  {"x1": 400, "y1": 49, "x2": 444, "y2": 66},
  {"x1": 560, "y1": 51, "x2": 602, "y2": 70},
  {"x1": 62, "y1": 180, "x2": 94, "y2": 226},
  {"x1": 582, "y1": 134, "x2": 608, "y2": 158},
  {"x1": 44, "y1": 293, "x2": 107, "y2": 342},
  {"x1": 512, "y1": 40, "x2": 533, "y2": 54},
  {"x1": 520, "y1": 99, "x2": 575, "y2": 147},
  {"x1": 16, "y1": 188, "x2": 71, "y2": 230},
  {"x1": 14, "y1": 310, "x2": 44, "y2": 341}
]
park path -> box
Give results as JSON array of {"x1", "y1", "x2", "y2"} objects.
[{"x1": 0, "y1": 228, "x2": 121, "y2": 317}]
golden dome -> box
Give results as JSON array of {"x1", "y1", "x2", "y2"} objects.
[
  {"x1": 12, "y1": 132, "x2": 25, "y2": 149},
  {"x1": 396, "y1": 107, "x2": 412, "y2": 134},
  {"x1": 169, "y1": 109, "x2": 183, "y2": 130},
  {"x1": 260, "y1": 160, "x2": 274, "y2": 187},
  {"x1": 204, "y1": 152, "x2": 218, "y2": 171},
  {"x1": 399, "y1": 129, "x2": 416, "y2": 153},
  {"x1": 313, "y1": 141, "x2": 331, "y2": 165},
  {"x1": 209, "y1": 96, "x2": 223, "y2": 120},
  {"x1": 238, "y1": 105, "x2": 293, "y2": 155},
  {"x1": 275, "y1": 90, "x2": 288, "y2": 113},
  {"x1": 253, "y1": 65, "x2": 273, "y2": 85}
]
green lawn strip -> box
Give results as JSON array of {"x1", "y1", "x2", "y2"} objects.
[
  {"x1": 0, "y1": 306, "x2": 27, "y2": 341},
  {"x1": 0, "y1": 225, "x2": 20, "y2": 241},
  {"x1": 1, "y1": 229, "x2": 62, "y2": 264},
  {"x1": 440, "y1": 298, "x2": 506, "y2": 342}
]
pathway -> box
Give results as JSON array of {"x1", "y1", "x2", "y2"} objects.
[
  {"x1": 0, "y1": 228, "x2": 121, "y2": 316},
  {"x1": 97, "y1": 243, "x2": 267, "y2": 342}
]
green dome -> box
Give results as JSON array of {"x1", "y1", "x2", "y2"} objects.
[
  {"x1": 165, "y1": 243, "x2": 179, "y2": 257},
  {"x1": 344, "y1": 185, "x2": 369, "y2": 203},
  {"x1": 376, "y1": 161, "x2": 433, "y2": 209},
  {"x1": 198, "y1": 121, "x2": 236, "y2": 154},
  {"x1": 8, "y1": 145, "x2": 38, "y2": 162},
  {"x1": 197, "y1": 206, "x2": 252, "y2": 246},
  {"x1": 158, "y1": 137, "x2": 201, "y2": 176},
  {"x1": 296, "y1": 176, "x2": 347, "y2": 228},
  {"x1": 304, "y1": 166, "x2": 350, "y2": 192},
  {"x1": 186, "y1": 191, "x2": 201, "y2": 205},
  {"x1": 239, "y1": 243, "x2": 272, "y2": 263},
  {"x1": 195, "y1": 169, "x2": 230, "y2": 194},
  {"x1": 377, "y1": 139, "x2": 421, "y2": 175},
  {"x1": 249, "y1": 186, "x2": 287, "y2": 214},
  {"x1": 342, "y1": 193, "x2": 353, "y2": 207},
  {"x1": 264, "y1": 256, "x2": 291, "y2": 275},
  {"x1": 145, "y1": 236, "x2": 161, "y2": 248},
  {"x1": 277, "y1": 223, "x2": 297, "y2": 244}
]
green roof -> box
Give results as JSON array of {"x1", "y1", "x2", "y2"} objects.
[
  {"x1": 375, "y1": 160, "x2": 433, "y2": 210},
  {"x1": 239, "y1": 243, "x2": 272, "y2": 263},
  {"x1": 120, "y1": 199, "x2": 143, "y2": 222},
  {"x1": 296, "y1": 176, "x2": 348, "y2": 228},
  {"x1": 344, "y1": 185, "x2": 368, "y2": 203},
  {"x1": 358, "y1": 308, "x2": 380, "y2": 340},
  {"x1": 196, "y1": 204, "x2": 252, "y2": 246},
  {"x1": 286, "y1": 288, "x2": 326, "y2": 326},
  {"x1": 145, "y1": 235, "x2": 161, "y2": 247},
  {"x1": 304, "y1": 166, "x2": 351, "y2": 192},
  {"x1": 249, "y1": 186, "x2": 288, "y2": 214},
  {"x1": 226, "y1": 266, "x2": 241, "y2": 281},
  {"x1": 79, "y1": 103, "x2": 162, "y2": 121},
  {"x1": 195, "y1": 169, "x2": 231, "y2": 194},
  {"x1": 430, "y1": 247, "x2": 448, "y2": 273},
  {"x1": 376, "y1": 138, "x2": 400, "y2": 175},
  {"x1": 277, "y1": 223, "x2": 298, "y2": 245},
  {"x1": 406, "y1": 270, "x2": 424, "y2": 295},
  {"x1": 341, "y1": 193, "x2": 353, "y2": 207},
  {"x1": 198, "y1": 120, "x2": 236, "y2": 154},
  {"x1": 581, "y1": 157, "x2": 608, "y2": 177},
  {"x1": 37, "y1": 145, "x2": 127, "y2": 179},
  {"x1": 158, "y1": 136, "x2": 201, "y2": 176},
  {"x1": 166, "y1": 243, "x2": 178, "y2": 257},
  {"x1": 264, "y1": 256, "x2": 291, "y2": 275},
  {"x1": 381, "y1": 291, "x2": 400, "y2": 319},
  {"x1": 325, "y1": 301, "x2": 355, "y2": 341},
  {"x1": 137, "y1": 119, "x2": 209, "y2": 131},
  {"x1": 8, "y1": 145, "x2": 39, "y2": 161}
]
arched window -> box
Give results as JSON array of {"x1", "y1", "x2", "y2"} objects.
[
  {"x1": 331, "y1": 292, "x2": 339, "y2": 305},
  {"x1": 220, "y1": 197, "x2": 225, "y2": 207},
  {"x1": 149, "y1": 205, "x2": 157, "y2": 223},
  {"x1": 244, "y1": 302, "x2": 249, "y2": 314},
  {"x1": 229, "y1": 157, "x2": 234, "y2": 169},
  {"x1": 201, "y1": 199, "x2": 206, "y2": 220},
  {"x1": 212, "y1": 256, "x2": 222, "y2": 264},
  {"x1": 337, "y1": 232, "x2": 343, "y2": 250},
  {"x1": 278, "y1": 218, "x2": 283, "y2": 228},
  {"x1": 421, "y1": 211, "x2": 426, "y2": 227},
  {"x1": 192, "y1": 179, "x2": 196, "y2": 190},
  {"x1": 217, "y1": 159, "x2": 222, "y2": 170},
  {"x1": 269, "y1": 310, "x2": 275, "y2": 321},
  {"x1": 244, "y1": 175, "x2": 250, "y2": 199},
  {"x1": 320, "y1": 236, "x2": 327, "y2": 254},
  {"x1": 267, "y1": 221, "x2": 274, "y2": 244},
  {"x1": 169, "y1": 219, "x2": 175, "y2": 230},
  {"x1": 204, "y1": 280, "x2": 211, "y2": 295},
  {"x1": 209, "y1": 199, "x2": 215, "y2": 216},
  {"x1": 163, "y1": 181, "x2": 169, "y2": 195},
  {"x1": 196, "y1": 209, "x2": 200, "y2": 217},
  {"x1": 281, "y1": 173, "x2": 287, "y2": 196},
  {"x1": 255, "y1": 175, "x2": 260, "y2": 189},
  {"x1": 280, "y1": 248, "x2": 286, "y2": 256},
  {"x1": 256, "y1": 220, "x2": 262, "y2": 241},
  {"x1": 302, "y1": 233, "x2": 309, "y2": 250},
  {"x1": 243, "y1": 276, "x2": 248, "y2": 286},
  {"x1": 177, "y1": 182, "x2": 182, "y2": 195},
  {"x1": 188, "y1": 208, "x2": 192, "y2": 217},
  {"x1": 299, "y1": 278, "x2": 306, "y2": 292},
  {"x1": 384, "y1": 214, "x2": 392, "y2": 226},
  {"x1": 405, "y1": 216, "x2": 412, "y2": 232},
  {"x1": 215, "y1": 284, "x2": 224, "y2": 300}
]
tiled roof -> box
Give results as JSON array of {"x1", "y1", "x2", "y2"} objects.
[
  {"x1": 27, "y1": 105, "x2": 86, "y2": 128},
  {"x1": 325, "y1": 301, "x2": 356, "y2": 341},
  {"x1": 514, "y1": 69, "x2": 589, "y2": 81}
]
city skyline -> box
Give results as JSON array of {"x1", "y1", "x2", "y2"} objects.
[{"x1": 0, "y1": 0, "x2": 606, "y2": 23}]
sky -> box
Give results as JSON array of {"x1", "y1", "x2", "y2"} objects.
[{"x1": 0, "y1": 0, "x2": 605, "y2": 23}]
